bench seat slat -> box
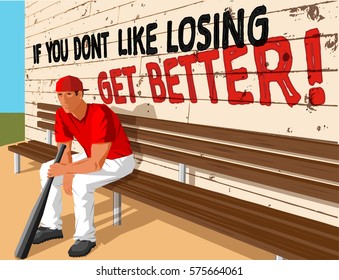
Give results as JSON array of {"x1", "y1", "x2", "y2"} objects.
[
  {"x1": 15, "y1": 142, "x2": 56, "y2": 161},
  {"x1": 8, "y1": 140, "x2": 75, "y2": 164},
  {"x1": 112, "y1": 174, "x2": 338, "y2": 246},
  {"x1": 118, "y1": 170, "x2": 338, "y2": 239},
  {"x1": 27, "y1": 140, "x2": 58, "y2": 153},
  {"x1": 112, "y1": 182, "x2": 338, "y2": 260},
  {"x1": 16, "y1": 141, "x2": 56, "y2": 155},
  {"x1": 8, "y1": 144, "x2": 53, "y2": 163},
  {"x1": 117, "y1": 185, "x2": 337, "y2": 259}
]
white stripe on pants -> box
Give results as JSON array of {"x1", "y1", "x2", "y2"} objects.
[{"x1": 39, "y1": 153, "x2": 135, "y2": 242}]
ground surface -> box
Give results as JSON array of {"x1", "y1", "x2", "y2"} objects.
[{"x1": 0, "y1": 142, "x2": 273, "y2": 260}]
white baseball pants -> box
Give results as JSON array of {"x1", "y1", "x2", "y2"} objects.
[{"x1": 39, "y1": 152, "x2": 135, "y2": 242}]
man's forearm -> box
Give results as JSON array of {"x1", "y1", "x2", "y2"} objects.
[
  {"x1": 48, "y1": 142, "x2": 110, "y2": 177},
  {"x1": 60, "y1": 153, "x2": 72, "y2": 165},
  {"x1": 64, "y1": 157, "x2": 101, "y2": 175}
]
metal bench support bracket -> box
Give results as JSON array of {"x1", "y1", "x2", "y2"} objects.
[
  {"x1": 14, "y1": 153, "x2": 20, "y2": 174},
  {"x1": 113, "y1": 192, "x2": 122, "y2": 226},
  {"x1": 47, "y1": 129, "x2": 53, "y2": 145},
  {"x1": 178, "y1": 163, "x2": 186, "y2": 183}
]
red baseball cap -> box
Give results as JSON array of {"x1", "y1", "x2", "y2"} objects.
[{"x1": 56, "y1": 75, "x2": 89, "y2": 92}]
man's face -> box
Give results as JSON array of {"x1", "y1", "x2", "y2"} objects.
[{"x1": 57, "y1": 91, "x2": 82, "y2": 113}]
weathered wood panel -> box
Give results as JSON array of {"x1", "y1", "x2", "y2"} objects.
[{"x1": 25, "y1": 0, "x2": 339, "y2": 227}]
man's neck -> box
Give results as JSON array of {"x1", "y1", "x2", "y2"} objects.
[{"x1": 72, "y1": 100, "x2": 87, "y2": 120}]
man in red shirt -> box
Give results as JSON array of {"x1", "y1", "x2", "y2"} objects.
[{"x1": 34, "y1": 75, "x2": 135, "y2": 257}]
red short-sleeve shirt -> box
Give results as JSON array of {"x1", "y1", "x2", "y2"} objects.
[{"x1": 55, "y1": 104, "x2": 133, "y2": 159}]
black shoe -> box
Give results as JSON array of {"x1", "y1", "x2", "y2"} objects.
[
  {"x1": 68, "y1": 240, "x2": 96, "y2": 257},
  {"x1": 33, "y1": 227, "x2": 63, "y2": 244}
]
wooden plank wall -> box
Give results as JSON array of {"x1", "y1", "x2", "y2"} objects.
[{"x1": 25, "y1": 0, "x2": 339, "y2": 227}]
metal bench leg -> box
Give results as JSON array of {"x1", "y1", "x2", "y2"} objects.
[
  {"x1": 113, "y1": 192, "x2": 122, "y2": 226},
  {"x1": 47, "y1": 129, "x2": 53, "y2": 145},
  {"x1": 178, "y1": 163, "x2": 186, "y2": 183},
  {"x1": 14, "y1": 153, "x2": 20, "y2": 174}
]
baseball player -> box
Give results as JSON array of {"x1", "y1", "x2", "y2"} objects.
[{"x1": 33, "y1": 75, "x2": 135, "y2": 257}]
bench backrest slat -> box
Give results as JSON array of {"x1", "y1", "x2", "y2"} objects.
[
  {"x1": 129, "y1": 141, "x2": 338, "y2": 203},
  {"x1": 37, "y1": 103, "x2": 59, "y2": 112},
  {"x1": 124, "y1": 127, "x2": 338, "y2": 183},
  {"x1": 37, "y1": 121, "x2": 54, "y2": 131},
  {"x1": 37, "y1": 111, "x2": 55, "y2": 121},
  {"x1": 118, "y1": 114, "x2": 339, "y2": 161},
  {"x1": 36, "y1": 103, "x2": 339, "y2": 160}
]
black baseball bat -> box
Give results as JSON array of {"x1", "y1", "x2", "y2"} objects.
[{"x1": 15, "y1": 144, "x2": 66, "y2": 259}]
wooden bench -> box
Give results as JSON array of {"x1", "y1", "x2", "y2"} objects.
[{"x1": 8, "y1": 102, "x2": 339, "y2": 260}]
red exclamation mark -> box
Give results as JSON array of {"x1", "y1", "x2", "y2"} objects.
[{"x1": 304, "y1": 28, "x2": 325, "y2": 106}]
